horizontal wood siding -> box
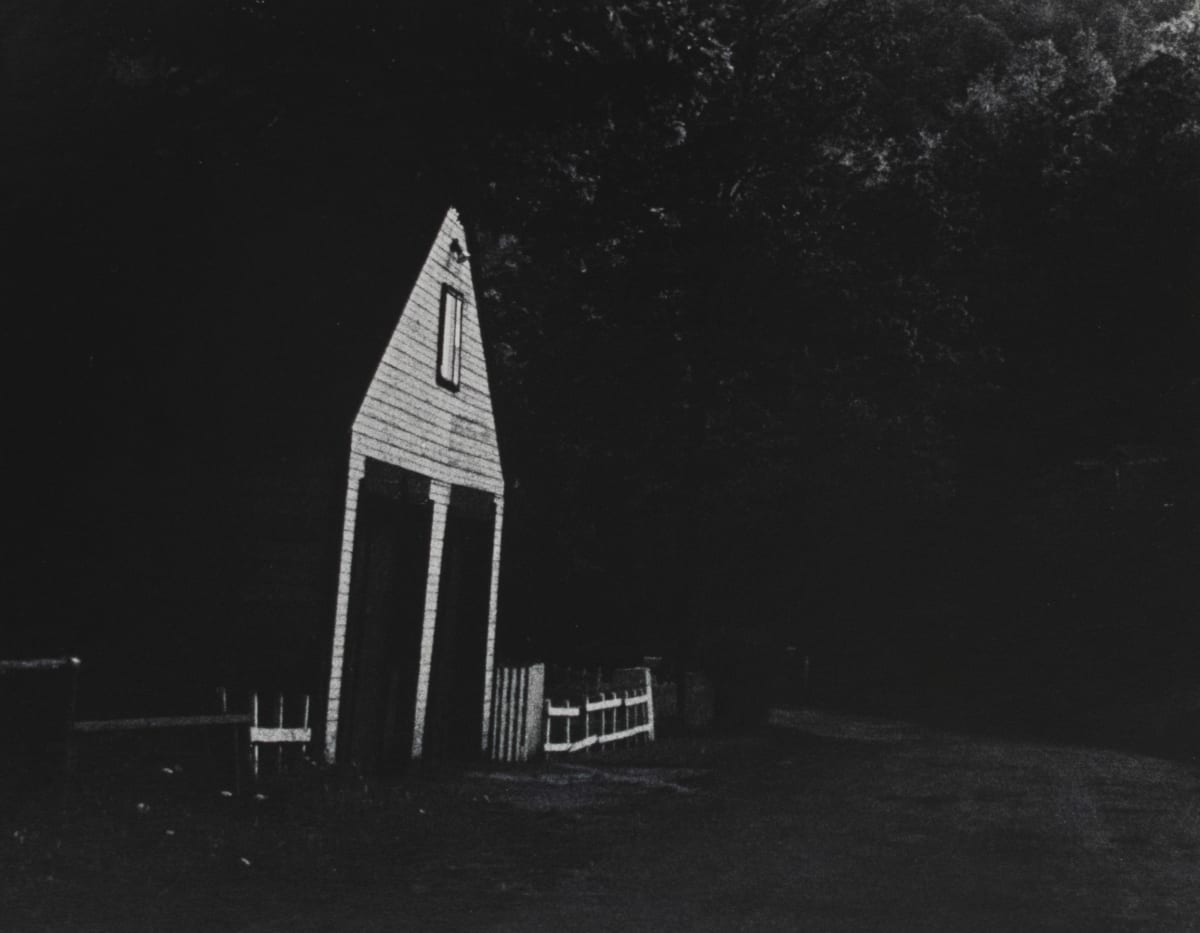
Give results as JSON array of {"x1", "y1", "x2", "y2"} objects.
[{"x1": 351, "y1": 207, "x2": 503, "y2": 497}]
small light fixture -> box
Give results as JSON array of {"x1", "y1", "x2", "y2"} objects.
[{"x1": 449, "y1": 238, "x2": 470, "y2": 264}]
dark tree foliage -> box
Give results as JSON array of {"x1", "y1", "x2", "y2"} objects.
[
  {"x1": 4, "y1": 0, "x2": 1198, "y2": 703},
  {"x1": 466, "y1": 0, "x2": 1200, "y2": 677}
]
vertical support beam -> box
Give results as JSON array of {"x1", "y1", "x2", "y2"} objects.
[
  {"x1": 323, "y1": 454, "x2": 366, "y2": 764},
  {"x1": 411, "y1": 481, "x2": 450, "y2": 760},
  {"x1": 487, "y1": 668, "x2": 499, "y2": 759},
  {"x1": 481, "y1": 495, "x2": 505, "y2": 753}
]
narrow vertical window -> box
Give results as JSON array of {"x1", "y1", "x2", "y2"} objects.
[{"x1": 438, "y1": 286, "x2": 463, "y2": 390}]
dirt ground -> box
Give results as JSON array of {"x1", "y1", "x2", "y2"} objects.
[{"x1": 5, "y1": 710, "x2": 1200, "y2": 931}]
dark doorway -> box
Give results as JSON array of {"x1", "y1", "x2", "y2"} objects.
[
  {"x1": 339, "y1": 461, "x2": 432, "y2": 772},
  {"x1": 423, "y1": 486, "x2": 496, "y2": 761}
]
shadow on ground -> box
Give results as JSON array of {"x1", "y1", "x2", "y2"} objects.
[{"x1": 5, "y1": 713, "x2": 1200, "y2": 931}]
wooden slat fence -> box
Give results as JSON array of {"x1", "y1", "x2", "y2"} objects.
[
  {"x1": 544, "y1": 667, "x2": 655, "y2": 755},
  {"x1": 244, "y1": 691, "x2": 313, "y2": 779},
  {"x1": 489, "y1": 663, "x2": 544, "y2": 762}
]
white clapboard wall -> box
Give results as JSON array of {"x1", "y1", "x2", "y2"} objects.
[{"x1": 324, "y1": 207, "x2": 506, "y2": 764}]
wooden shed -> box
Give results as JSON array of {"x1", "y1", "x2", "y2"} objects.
[
  {"x1": 321, "y1": 206, "x2": 505, "y2": 769},
  {"x1": 4, "y1": 204, "x2": 505, "y2": 771}
]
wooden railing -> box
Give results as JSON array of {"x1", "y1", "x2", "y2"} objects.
[
  {"x1": 544, "y1": 668, "x2": 655, "y2": 754},
  {"x1": 245, "y1": 691, "x2": 312, "y2": 779},
  {"x1": 73, "y1": 688, "x2": 312, "y2": 782}
]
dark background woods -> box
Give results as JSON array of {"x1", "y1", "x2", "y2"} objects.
[{"x1": 4, "y1": 0, "x2": 1198, "y2": 717}]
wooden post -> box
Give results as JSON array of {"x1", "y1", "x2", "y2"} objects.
[
  {"x1": 251, "y1": 692, "x2": 260, "y2": 780},
  {"x1": 523, "y1": 664, "x2": 545, "y2": 762},
  {"x1": 488, "y1": 668, "x2": 500, "y2": 758},
  {"x1": 233, "y1": 689, "x2": 242, "y2": 792},
  {"x1": 61, "y1": 657, "x2": 81, "y2": 807},
  {"x1": 324, "y1": 454, "x2": 365, "y2": 764},
  {"x1": 302, "y1": 694, "x2": 311, "y2": 762},
  {"x1": 615, "y1": 667, "x2": 655, "y2": 742},
  {"x1": 481, "y1": 497, "x2": 504, "y2": 754},
  {"x1": 276, "y1": 693, "x2": 285, "y2": 774}
]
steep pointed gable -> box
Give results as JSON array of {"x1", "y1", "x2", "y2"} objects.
[{"x1": 350, "y1": 207, "x2": 504, "y2": 496}]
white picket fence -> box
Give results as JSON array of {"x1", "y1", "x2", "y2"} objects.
[
  {"x1": 247, "y1": 691, "x2": 313, "y2": 778},
  {"x1": 544, "y1": 668, "x2": 656, "y2": 754},
  {"x1": 215, "y1": 688, "x2": 312, "y2": 779}
]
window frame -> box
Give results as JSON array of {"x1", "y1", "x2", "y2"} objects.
[{"x1": 436, "y1": 285, "x2": 464, "y2": 391}]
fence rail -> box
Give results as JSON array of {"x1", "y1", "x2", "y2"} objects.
[
  {"x1": 0, "y1": 657, "x2": 82, "y2": 673},
  {"x1": 73, "y1": 714, "x2": 251, "y2": 732}
]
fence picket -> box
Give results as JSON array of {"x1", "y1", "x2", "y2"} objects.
[
  {"x1": 511, "y1": 667, "x2": 521, "y2": 760},
  {"x1": 501, "y1": 667, "x2": 513, "y2": 760},
  {"x1": 275, "y1": 693, "x2": 284, "y2": 772},
  {"x1": 517, "y1": 667, "x2": 529, "y2": 761},
  {"x1": 251, "y1": 692, "x2": 260, "y2": 778}
]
